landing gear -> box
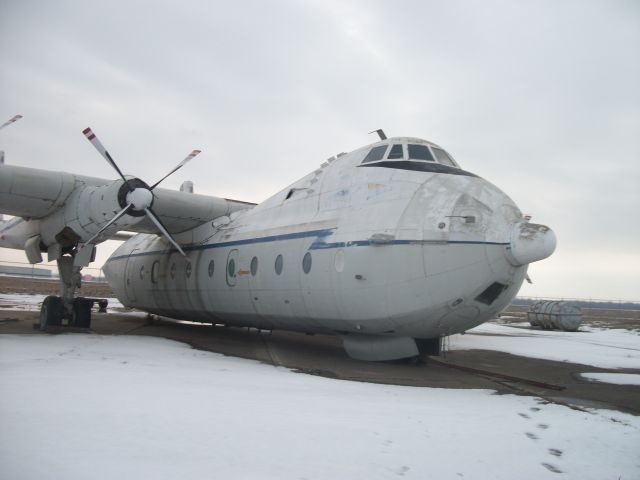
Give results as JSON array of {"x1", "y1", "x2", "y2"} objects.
[
  {"x1": 71, "y1": 298, "x2": 93, "y2": 328},
  {"x1": 40, "y1": 296, "x2": 63, "y2": 329},
  {"x1": 38, "y1": 255, "x2": 93, "y2": 330},
  {"x1": 39, "y1": 296, "x2": 94, "y2": 330}
]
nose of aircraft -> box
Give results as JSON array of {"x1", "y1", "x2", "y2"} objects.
[
  {"x1": 126, "y1": 187, "x2": 154, "y2": 211},
  {"x1": 506, "y1": 222, "x2": 557, "y2": 266}
]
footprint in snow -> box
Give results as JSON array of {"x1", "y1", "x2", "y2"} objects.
[
  {"x1": 396, "y1": 466, "x2": 410, "y2": 476},
  {"x1": 525, "y1": 432, "x2": 538, "y2": 440},
  {"x1": 530, "y1": 407, "x2": 541, "y2": 412},
  {"x1": 541, "y1": 462, "x2": 563, "y2": 473},
  {"x1": 548, "y1": 448, "x2": 563, "y2": 457},
  {"x1": 537, "y1": 423, "x2": 549, "y2": 430},
  {"x1": 518, "y1": 412, "x2": 530, "y2": 419}
]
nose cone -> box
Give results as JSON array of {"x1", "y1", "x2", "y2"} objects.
[
  {"x1": 126, "y1": 187, "x2": 153, "y2": 211},
  {"x1": 506, "y1": 222, "x2": 557, "y2": 266}
]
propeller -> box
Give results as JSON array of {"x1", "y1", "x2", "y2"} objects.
[
  {"x1": 0, "y1": 114, "x2": 23, "y2": 131},
  {"x1": 81, "y1": 127, "x2": 201, "y2": 258}
]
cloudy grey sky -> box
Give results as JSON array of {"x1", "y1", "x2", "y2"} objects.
[{"x1": 1, "y1": 0, "x2": 639, "y2": 300}]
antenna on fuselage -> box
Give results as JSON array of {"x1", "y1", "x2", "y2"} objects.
[{"x1": 369, "y1": 129, "x2": 387, "y2": 141}]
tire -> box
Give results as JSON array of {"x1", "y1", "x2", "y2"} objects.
[
  {"x1": 40, "y1": 296, "x2": 63, "y2": 330},
  {"x1": 71, "y1": 298, "x2": 93, "y2": 328}
]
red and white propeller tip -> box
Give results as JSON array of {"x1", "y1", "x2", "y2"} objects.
[
  {"x1": 80, "y1": 126, "x2": 198, "y2": 258},
  {"x1": 82, "y1": 127, "x2": 131, "y2": 188},
  {"x1": 150, "y1": 149, "x2": 201, "y2": 190}
]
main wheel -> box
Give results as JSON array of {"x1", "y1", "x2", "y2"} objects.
[
  {"x1": 40, "y1": 296, "x2": 63, "y2": 330},
  {"x1": 71, "y1": 298, "x2": 93, "y2": 328}
]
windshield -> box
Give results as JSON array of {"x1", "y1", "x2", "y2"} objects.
[{"x1": 431, "y1": 147, "x2": 457, "y2": 167}]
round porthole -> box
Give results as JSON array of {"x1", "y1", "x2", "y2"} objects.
[
  {"x1": 275, "y1": 254, "x2": 283, "y2": 275},
  {"x1": 170, "y1": 263, "x2": 176, "y2": 279},
  {"x1": 208, "y1": 259, "x2": 215, "y2": 278},
  {"x1": 302, "y1": 252, "x2": 312, "y2": 274},
  {"x1": 226, "y1": 250, "x2": 238, "y2": 286},
  {"x1": 151, "y1": 261, "x2": 160, "y2": 284},
  {"x1": 250, "y1": 256, "x2": 258, "y2": 276},
  {"x1": 228, "y1": 258, "x2": 236, "y2": 278},
  {"x1": 186, "y1": 262, "x2": 192, "y2": 278}
]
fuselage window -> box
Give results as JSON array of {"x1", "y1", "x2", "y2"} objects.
[
  {"x1": 139, "y1": 265, "x2": 145, "y2": 280},
  {"x1": 186, "y1": 262, "x2": 192, "y2": 278},
  {"x1": 227, "y1": 258, "x2": 236, "y2": 278},
  {"x1": 302, "y1": 252, "x2": 312, "y2": 274},
  {"x1": 362, "y1": 145, "x2": 388, "y2": 164},
  {"x1": 387, "y1": 144, "x2": 404, "y2": 159},
  {"x1": 170, "y1": 263, "x2": 176, "y2": 279},
  {"x1": 275, "y1": 254, "x2": 283, "y2": 275},
  {"x1": 250, "y1": 256, "x2": 258, "y2": 276},
  {"x1": 431, "y1": 147, "x2": 456, "y2": 167},
  {"x1": 408, "y1": 144, "x2": 435, "y2": 162},
  {"x1": 226, "y1": 250, "x2": 238, "y2": 286},
  {"x1": 151, "y1": 261, "x2": 160, "y2": 284},
  {"x1": 208, "y1": 259, "x2": 215, "y2": 278}
]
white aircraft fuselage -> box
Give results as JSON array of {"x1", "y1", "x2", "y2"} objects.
[{"x1": 102, "y1": 137, "x2": 555, "y2": 360}]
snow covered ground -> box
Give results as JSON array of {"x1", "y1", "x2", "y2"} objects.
[
  {"x1": 1, "y1": 334, "x2": 639, "y2": 480},
  {"x1": 450, "y1": 321, "x2": 640, "y2": 370}
]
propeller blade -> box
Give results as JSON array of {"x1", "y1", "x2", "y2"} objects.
[
  {"x1": 150, "y1": 149, "x2": 201, "y2": 190},
  {"x1": 82, "y1": 127, "x2": 132, "y2": 191},
  {"x1": 84, "y1": 204, "x2": 134, "y2": 246},
  {"x1": 525, "y1": 274, "x2": 533, "y2": 284},
  {"x1": 0, "y1": 114, "x2": 23, "y2": 130},
  {"x1": 144, "y1": 207, "x2": 187, "y2": 257}
]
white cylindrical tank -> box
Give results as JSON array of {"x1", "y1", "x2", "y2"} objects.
[{"x1": 527, "y1": 301, "x2": 582, "y2": 331}]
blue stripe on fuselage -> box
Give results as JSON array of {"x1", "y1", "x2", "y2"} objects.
[{"x1": 106, "y1": 228, "x2": 508, "y2": 263}]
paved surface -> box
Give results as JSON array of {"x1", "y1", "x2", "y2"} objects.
[{"x1": 2, "y1": 305, "x2": 639, "y2": 415}]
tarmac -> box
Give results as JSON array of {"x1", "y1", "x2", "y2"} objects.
[{"x1": 2, "y1": 298, "x2": 639, "y2": 416}]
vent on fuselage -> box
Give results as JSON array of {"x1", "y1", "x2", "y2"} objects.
[{"x1": 475, "y1": 282, "x2": 508, "y2": 305}]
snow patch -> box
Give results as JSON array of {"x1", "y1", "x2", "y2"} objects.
[
  {"x1": 451, "y1": 322, "x2": 640, "y2": 369},
  {"x1": 580, "y1": 373, "x2": 640, "y2": 386},
  {"x1": 0, "y1": 293, "x2": 124, "y2": 311}
]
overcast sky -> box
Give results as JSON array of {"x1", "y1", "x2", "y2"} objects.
[{"x1": 1, "y1": 0, "x2": 639, "y2": 300}]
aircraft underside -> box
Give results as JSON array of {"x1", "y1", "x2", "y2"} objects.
[{"x1": 102, "y1": 233, "x2": 528, "y2": 361}]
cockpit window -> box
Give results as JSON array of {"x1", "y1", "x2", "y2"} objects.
[
  {"x1": 362, "y1": 145, "x2": 388, "y2": 164},
  {"x1": 387, "y1": 144, "x2": 404, "y2": 159},
  {"x1": 408, "y1": 144, "x2": 435, "y2": 162},
  {"x1": 431, "y1": 147, "x2": 457, "y2": 167}
]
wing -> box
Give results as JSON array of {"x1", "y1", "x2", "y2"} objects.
[{"x1": 0, "y1": 163, "x2": 252, "y2": 263}]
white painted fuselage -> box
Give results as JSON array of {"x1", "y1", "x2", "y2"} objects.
[{"x1": 103, "y1": 137, "x2": 550, "y2": 352}]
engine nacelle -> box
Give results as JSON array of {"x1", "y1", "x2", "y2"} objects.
[{"x1": 46, "y1": 178, "x2": 149, "y2": 248}]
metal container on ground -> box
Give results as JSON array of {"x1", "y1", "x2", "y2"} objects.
[{"x1": 527, "y1": 301, "x2": 582, "y2": 331}]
